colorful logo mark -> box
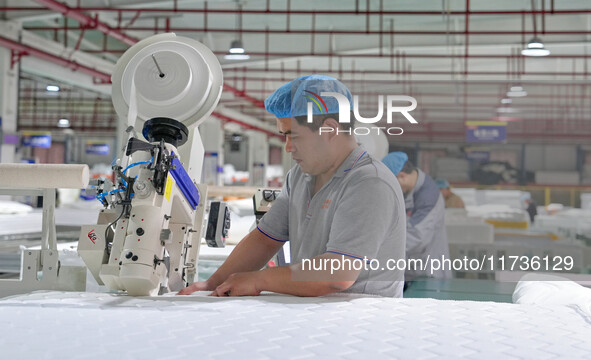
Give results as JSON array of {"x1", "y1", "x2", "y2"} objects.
[{"x1": 304, "y1": 90, "x2": 328, "y2": 114}]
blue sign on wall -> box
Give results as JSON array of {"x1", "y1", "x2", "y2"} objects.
[
  {"x1": 86, "y1": 143, "x2": 110, "y2": 155},
  {"x1": 22, "y1": 132, "x2": 52, "y2": 148},
  {"x1": 465, "y1": 121, "x2": 507, "y2": 143}
]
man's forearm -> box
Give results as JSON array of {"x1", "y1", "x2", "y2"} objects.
[
  {"x1": 255, "y1": 254, "x2": 360, "y2": 297},
  {"x1": 255, "y1": 267, "x2": 347, "y2": 297},
  {"x1": 208, "y1": 229, "x2": 283, "y2": 287}
]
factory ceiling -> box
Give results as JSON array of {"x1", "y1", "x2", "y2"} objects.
[{"x1": 1, "y1": 0, "x2": 591, "y2": 143}]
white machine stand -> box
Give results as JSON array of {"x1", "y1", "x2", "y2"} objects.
[{"x1": 0, "y1": 164, "x2": 90, "y2": 297}]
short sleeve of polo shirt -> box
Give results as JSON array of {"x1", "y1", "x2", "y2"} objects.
[
  {"x1": 256, "y1": 171, "x2": 291, "y2": 242},
  {"x1": 325, "y1": 176, "x2": 399, "y2": 260}
]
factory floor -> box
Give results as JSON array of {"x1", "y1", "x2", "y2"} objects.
[{"x1": 404, "y1": 278, "x2": 516, "y2": 303}]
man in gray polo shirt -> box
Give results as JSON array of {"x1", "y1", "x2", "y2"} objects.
[{"x1": 179, "y1": 75, "x2": 406, "y2": 297}]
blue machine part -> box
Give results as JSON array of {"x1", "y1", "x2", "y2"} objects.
[{"x1": 169, "y1": 157, "x2": 200, "y2": 210}]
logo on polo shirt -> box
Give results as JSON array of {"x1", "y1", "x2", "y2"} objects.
[{"x1": 321, "y1": 199, "x2": 331, "y2": 209}]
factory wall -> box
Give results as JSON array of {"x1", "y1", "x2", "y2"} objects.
[
  {"x1": 70, "y1": 135, "x2": 116, "y2": 169},
  {"x1": 223, "y1": 134, "x2": 248, "y2": 172},
  {"x1": 390, "y1": 142, "x2": 587, "y2": 185},
  {"x1": 524, "y1": 145, "x2": 577, "y2": 172}
]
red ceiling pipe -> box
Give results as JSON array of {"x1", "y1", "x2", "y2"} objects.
[
  {"x1": 223, "y1": 84, "x2": 265, "y2": 108},
  {"x1": 223, "y1": 68, "x2": 591, "y2": 77},
  {"x1": 235, "y1": 89, "x2": 591, "y2": 100},
  {"x1": 211, "y1": 112, "x2": 283, "y2": 140},
  {"x1": 32, "y1": 1, "x2": 267, "y2": 110},
  {"x1": 0, "y1": 35, "x2": 111, "y2": 82},
  {"x1": 8, "y1": 6, "x2": 591, "y2": 15},
  {"x1": 222, "y1": 97, "x2": 588, "y2": 109},
  {"x1": 2, "y1": 50, "x2": 268, "y2": 136},
  {"x1": 80, "y1": 48, "x2": 591, "y2": 60},
  {"x1": 33, "y1": 0, "x2": 137, "y2": 46},
  {"x1": 220, "y1": 52, "x2": 591, "y2": 59},
  {"x1": 228, "y1": 101, "x2": 582, "y2": 109},
  {"x1": 25, "y1": 3, "x2": 586, "y2": 114},
  {"x1": 24, "y1": 25, "x2": 591, "y2": 36},
  {"x1": 221, "y1": 76, "x2": 591, "y2": 86}
]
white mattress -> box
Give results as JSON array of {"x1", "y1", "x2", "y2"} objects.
[
  {"x1": 0, "y1": 207, "x2": 100, "y2": 236},
  {"x1": 1, "y1": 289, "x2": 590, "y2": 359}
]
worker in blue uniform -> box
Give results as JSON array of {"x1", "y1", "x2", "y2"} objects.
[{"x1": 382, "y1": 152, "x2": 451, "y2": 284}]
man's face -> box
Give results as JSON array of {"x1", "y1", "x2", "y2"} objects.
[
  {"x1": 396, "y1": 172, "x2": 413, "y2": 194},
  {"x1": 277, "y1": 117, "x2": 330, "y2": 175}
]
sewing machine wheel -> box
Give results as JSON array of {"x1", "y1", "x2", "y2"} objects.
[{"x1": 142, "y1": 117, "x2": 189, "y2": 147}]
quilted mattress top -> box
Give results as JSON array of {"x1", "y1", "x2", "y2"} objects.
[{"x1": 1, "y1": 289, "x2": 590, "y2": 359}]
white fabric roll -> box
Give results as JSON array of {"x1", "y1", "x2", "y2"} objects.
[{"x1": 0, "y1": 164, "x2": 89, "y2": 189}]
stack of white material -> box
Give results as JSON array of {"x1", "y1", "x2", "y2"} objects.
[
  {"x1": 450, "y1": 188, "x2": 478, "y2": 206},
  {"x1": 0, "y1": 201, "x2": 33, "y2": 215},
  {"x1": 534, "y1": 208, "x2": 591, "y2": 244},
  {"x1": 466, "y1": 204, "x2": 530, "y2": 224},
  {"x1": 535, "y1": 170, "x2": 580, "y2": 185},
  {"x1": 451, "y1": 189, "x2": 529, "y2": 209},
  {"x1": 432, "y1": 157, "x2": 470, "y2": 182},
  {"x1": 223, "y1": 164, "x2": 249, "y2": 185},
  {"x1": 581, "y1": 193, "x2": 591, "y2": 210},
  {"x1": 445, "y1": 208, "x2": 494, "y2": 244},
  {"x1": 480, "y1": 190, "x2": 527, "y2": 209}
]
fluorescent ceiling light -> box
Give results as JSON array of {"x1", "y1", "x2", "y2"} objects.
[
  {"x1": 500, "y1": 98, "x2": 512, "y2": 104},
  {"x1": 57, "y1": 118, "x2": 70, "y2": 128},
  {"x1": 225, "y1": 53, "x2": 250, "y2": 60},
  {"x1": 506, "y1": 90, "x2": 527, "y2": 97},
  {"x1": 507, "y1": 85, "x2": 527, "y2": 97},
  {"x1": 521, "y1": 37, "x2": 550, "y2": 57},
  {"x1": 522, "y1": 48, "x2": 551, "y2": 56},
  {"x1": 225, "y1": 39, "x2": 250, "y2": 60},
  {"x1": 497, "y1": 107, "x2": 518, "y2": 113},
  {"x1": 229, "y1": 39, "x2": 245, "y2": 53},
  {"x1": 46, "y1": 85, "x2": 60, "y2": 92}
]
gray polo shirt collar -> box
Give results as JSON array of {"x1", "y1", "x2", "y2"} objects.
[{"x1": 334, "y1": 145, "x2": 368, "y2": 178}]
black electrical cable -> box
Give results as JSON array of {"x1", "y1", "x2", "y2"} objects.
[{"x1": 104, "y1": 205, "x2": 126, "y2": 255}]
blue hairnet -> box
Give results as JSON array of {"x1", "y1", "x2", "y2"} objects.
[
  {"x1": 382, "y1": 152, "x2": 408, "y2": 176},
  {"x1": 435, "y1": 179, "x2": 450, "y2": 189},
  {"x1": 264, "y1": 74, "x2": 353, "y2": 118}
]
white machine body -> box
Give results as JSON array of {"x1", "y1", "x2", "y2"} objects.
[{"x1": 78, "y1": 33, "x2": 223, "y2": 296}]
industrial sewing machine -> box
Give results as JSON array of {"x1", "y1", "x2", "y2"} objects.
[{"x1": 77, "y1": 33, "x2": 229, "y2": 296}]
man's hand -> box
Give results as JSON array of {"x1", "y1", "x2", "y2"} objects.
[
  {"x1": 177, "y1": 228, "x2": 282, "y2": 296},
  {"x1": 210, "y1": 272, "x2": 262, "y2": 297},
  {"x1": 177, "y1": 281, "x2": 214, "y2": 295}
]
